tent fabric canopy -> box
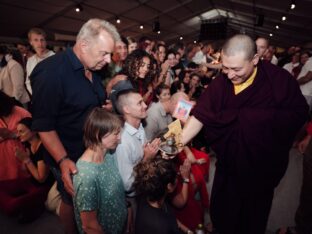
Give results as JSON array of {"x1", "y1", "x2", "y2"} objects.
[{"x1": 0, "y1": 0, "x2": 311, "y2": 47}]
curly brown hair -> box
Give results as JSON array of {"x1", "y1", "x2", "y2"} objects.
[
  {"x1": 120, "y1": 49, "x2": 155, "y2": 93},
  {"x1": 132, "y1": 157, "x2": 177, "y2": 202}
]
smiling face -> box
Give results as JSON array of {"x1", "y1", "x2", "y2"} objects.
[
  {"x1": 101, "y1": 129, "x2": 121, "y2": 150},
  {"x1": 221, "y1": 51, "x2": 259, "y2": 85},
  {"x1": 190, "y1": 75, "x2": 200, "y2": 87},
  {"x1": 81, "y1": 30, "x2": 115, "y2": 70},
  {"x1": 157, "y1": 45, "x2": 166, "y2": 63},
  {"x1": 124, "y1": 93, "x2": 147, "y2": 119},
  {"x1": 128, "y1": 42, "x2": 138, "y2": 54},
  {"x1": 157, "y1": 88, "x2": 171, "y2": 103},
  {"x1": 115, "y1": 40, "x2": 128, "y2": 61},
  {"x1": 167, "y1": 53, "x2": 177, "y2": 67},
  {"x1": 137, "y1": 56, "x2": 150, "y2": 79},
  {"x1": 183, "y1": 72, "x2": 190, "y2": 84},
  {"x1": 16, "y1": 123, "x2": 35, "y2": 142}
]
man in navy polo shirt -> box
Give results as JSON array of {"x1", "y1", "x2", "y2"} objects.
[{"x1": 31, "y1": 18, "x2": 120, "y2": 233}]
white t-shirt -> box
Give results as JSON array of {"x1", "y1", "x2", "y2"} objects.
[
  {"x1": 192, "y1": 50, "x2": 207, "y2": 65},
  {"x1": 271, "y1": 55, "x2": 278, "y2": 65},
  {"x1": 25, "y1": 50, "x2": 55, "y2": 94},
  {"x1": 298, "y1": 58, "x2": 312, "y2": 96},
  {"x1": 283, "y1": 62, "x2": 299, "y2": 74}
]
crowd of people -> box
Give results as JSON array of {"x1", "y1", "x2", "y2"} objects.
[{"x1": 0, "y1": 17, "x2": 311, "y2": 234}]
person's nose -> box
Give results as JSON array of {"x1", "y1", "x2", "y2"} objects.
[
  {"x1": 143, "y1": 65, "x2": 149, "y2": 72},
  {"x1": 105, "y1": 54, "x2": 111, "y2": 64},
  {"x1": 227, "y1": 70, "x2": 236, "y2": 79}
]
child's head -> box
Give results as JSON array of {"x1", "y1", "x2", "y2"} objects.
[
  {"x1": 133, "y1": 156, "x2": 177, "y2": 202},
  {"x1": 83, "y1": 107, "x2": 123, "y2": 150}
]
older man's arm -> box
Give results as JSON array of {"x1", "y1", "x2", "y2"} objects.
[
  {"x1": 181, "y1": 116, "x2": 203, "y2": 146},
  {"x1": 39, "y1": 131, "x2": 77, "y2": 196}
]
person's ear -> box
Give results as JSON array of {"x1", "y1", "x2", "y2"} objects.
[
  {"x1": 167, "y1": 182, "x2": 175, "y2": 193},
  {"x1": 123, "y1": 105, "x2": 130, "y2": 115},
  {"x1": 80, "y1": 39, "x2": 90, "y2": 54}
]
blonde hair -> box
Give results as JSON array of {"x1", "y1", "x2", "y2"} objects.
[{"x1": 28, "y1": 28, "x2": 46, "y2": 40}]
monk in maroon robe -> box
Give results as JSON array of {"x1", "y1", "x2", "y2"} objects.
[{"x1": 181, "y1": 35, "x2": 308, "y2": 234}]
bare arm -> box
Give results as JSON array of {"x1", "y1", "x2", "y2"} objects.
[
  {"x1": 171, "y1": 159, "x2": 191, "y2": 208},
  {"x1": 177, "y1": 219, "x2": 193, "y2": 234},
  {"x1": 183, "y1": 146, "x2": 196, "y2": 163},
  {"x1": 203, "y1": 62, "x2": 222, "y2": 70},
  {"x1": 143, "y1": 85, "x2": 153, "y2": 103},
  {"x1": 39, "y1": 131, "x2": 77, "y2": 195},
  {"x1": 297, "y1": 71, "x2": 312, "y2": 85},
  {"x1": 183, "y1": 146, "x2": 207, "y2": 165},
  {"x1": 80, "y1": 211, "x2": 104, "y2": 234},
  {"x1": 181, "y1": 116, "x2": 203, "y2": 146},
  {"x1": 15, "y1": 147, "x2": 49, "y2": 183}
]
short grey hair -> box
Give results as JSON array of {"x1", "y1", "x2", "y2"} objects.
[
  {"x1": 222, "y1": 34, "x2": 256, "y2": 61},
  {"x1": 77, "y1": 18, "x2": 120, "y2": 42}
]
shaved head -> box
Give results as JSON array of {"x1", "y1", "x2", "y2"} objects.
[
  {"x1": 169, "y1": 92, "x2": 189, "y2": 114},
  {"x1": 171, "y1": 91, "x2": 189, "y2": 104},
  {"x1": 222, "y1": 34, "x2": 257, "y2": 61}
]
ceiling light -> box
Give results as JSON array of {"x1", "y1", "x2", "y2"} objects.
[
  {"x1": 269, "y1": 33, "x2": 273, "y2": 37},
  {"x1": 179, "y1": 36, "x2": 183, "y2": 40},
  {"x1": 291, "y1": 0, "x2": 296, "y2": 9},
  {"x1": 75, "y1": 4, "x2": 82, "y2": 12},
  {"x1": 153, "y1": 20, "x2": 160, "y2": 32},
  {"x1": 282, "y1": 16, "x2": 287, "y2": 21},
  {"x1": 275, "y1": 25, "x2": 279, "y2": 29},
  {"x1": 194, "y1": 40, "x2": 197, "y2": 44},
  {"x1": 157, "y1": 31, "x2": 160, "y2": 34},
  {"x1": 140, "y1": 25, "x2": 144, "y2": 29},
  {"x1": 116, "y1": 18, "x2": 121, "y2": 24}
]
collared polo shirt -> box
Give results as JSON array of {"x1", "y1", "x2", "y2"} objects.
[
  {"x1": 145, "y1": 102, "x2": 173, "y2": 141},
  {"x1": 115, "y1": 122, "x2": 146, "y2": 193},
  {"x1": 31, "y1": 48, "x2": 106, "y2": 161}
]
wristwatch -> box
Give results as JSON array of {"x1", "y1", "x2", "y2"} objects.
[{"x1": 182, "y1": 178, "x2": 190, "y2": 184}]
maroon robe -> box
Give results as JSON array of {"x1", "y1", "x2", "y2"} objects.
[{"x1": 193, "y1": 61, "x2": 308, "y2": 234}]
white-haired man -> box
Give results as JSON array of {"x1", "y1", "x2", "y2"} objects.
[{"x1": 31, "y1": 19, "x2": 120, "y2": 234}]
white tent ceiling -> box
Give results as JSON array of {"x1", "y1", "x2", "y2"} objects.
[{"x1": 0, "y1": 0, "x2": 311, "y2": 47}]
